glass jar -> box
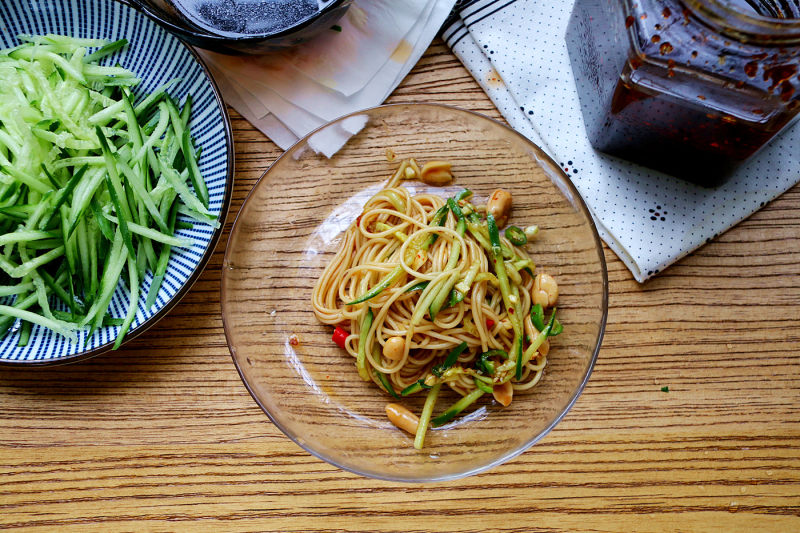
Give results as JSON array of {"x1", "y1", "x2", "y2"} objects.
[{"x1": 566, "y1": 0, "x2": 800, "y2": 186}]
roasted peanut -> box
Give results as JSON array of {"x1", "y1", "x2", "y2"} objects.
[
  {"x1": 386, "y1": 403, "x2": 419, "y2": 434},
  {"x1": 532, "y1": 272, "x2": 558, "y2": 308},
  {"x1": 383, "y1": 336, "x2": 405, "y2": 361},
  {"x1": 419, "y1": 160, "x2": 453, "y2": 186},
  {"x1": 492, "y1": 381, "x2": 513, "y2": 407},
  {"x1": 487, "y1": 189, "x2": 512, "y2": 227}
]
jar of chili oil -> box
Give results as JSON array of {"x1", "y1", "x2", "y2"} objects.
[{"x1": 566, "y1": 0, "x2": 800, "y2": 186}]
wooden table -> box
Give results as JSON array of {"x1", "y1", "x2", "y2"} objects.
[{"x1": 2, "y1": 41, "x2": 799, "y2": 532}]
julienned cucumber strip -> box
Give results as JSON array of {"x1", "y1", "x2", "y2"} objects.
[
  {"x1": 112, "y1": 255, "x2": 138, "y2": 350},
  {"x1": 0, "y1": 304, "x2": 77, "y2": 341},
  {"x1": 431, "y1": 389, "x2": 485, "y2": 427},
  {"x1": 0, "y1": 34, "x2": 216, "y2": 349},
  {"x1": 102, "y1": 214, "x2": 193, "y2": 248},
  {"x1": 83, "y1": 39, "x2": 128, "y2": 63},
  {"x1": 145, "y1": 200, "x2": 179, "y2": 309},
  {"x1": 164, "y1": 98, "x2": 208, "y2": 208}
]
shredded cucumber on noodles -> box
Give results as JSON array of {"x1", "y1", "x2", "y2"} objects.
[
  {"x1": 312, "y1": 159, "x2": 563, "y2": 448},
  {"x1": 0, "y1": 34, "x2": 214, "y2": 349}
]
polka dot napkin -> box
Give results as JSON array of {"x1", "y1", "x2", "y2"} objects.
[{"x1": 443, "y1": 0, "x2": 800, "y2": 282}]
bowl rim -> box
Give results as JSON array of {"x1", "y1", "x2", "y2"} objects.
[
  {"x1": 221, "y1": 102, "x2": 608, "y2": 482},
  {"x1": 120, "y1": 0, "x2": 351, "y2": 44},
  {"x1": 0, "y1": 4, "x2": 235, "y2": 367}
]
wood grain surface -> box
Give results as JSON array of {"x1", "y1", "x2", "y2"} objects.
[{"x1": 1, "y1": 40, "x2": 799, "y2": 532}]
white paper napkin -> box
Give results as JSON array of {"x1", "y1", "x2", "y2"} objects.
[
  {"x1": 443, "y1": 0, "x2": 800, "y2": 282},
  {"x1": 199, "y1": 0, "x2": 457, "y2": 150}
]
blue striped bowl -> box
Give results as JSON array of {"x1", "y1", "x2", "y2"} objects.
[{"x1": 0, "y1": 0, "x2": 233, "y2": 364}]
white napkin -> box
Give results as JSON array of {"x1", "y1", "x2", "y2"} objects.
[
  {"x1": 199, "y1": 0, "x2": 457, "y2": 150},
  {"x1": 443, "y1": 0, "x2": 800, "y2": 282}
]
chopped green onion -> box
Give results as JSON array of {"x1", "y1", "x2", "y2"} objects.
[
  {"x1": 504, "y1": 225, "x2": 527, "y2": 245},
  {"x1": 531, "y1": 303, "x2": 561, "y2": 336},
  {"x1": 455, "y1": 189, "x2": 473, "y2": 202},
  {"x1": 476, "y1": 349, "x2": 506, "y2": 375},
  {"x1": 531, "y1": 303, "x2": 545, "y2": 331}
]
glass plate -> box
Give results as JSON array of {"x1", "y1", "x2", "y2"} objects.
[{"x1": 222, "y1": 103, "x2": 607, "y2": 481}]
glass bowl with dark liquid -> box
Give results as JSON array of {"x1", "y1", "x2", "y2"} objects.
[
  {"x1": 119, "y1": 0, "x2": 351, "y2": 53},
  {"x1": 566, "y1": 0, "x2": 800, "y2": 186}
]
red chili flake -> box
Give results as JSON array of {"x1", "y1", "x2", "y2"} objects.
[
  {"x1": 289, "y1": 334, "x2": 299, "y2": 346},
  {"x1": 356, "y1": 214, "x2": 363, "y2": 226},
  {"x1": 509, "y1": 308, "x2": 515, "y2": 315},
  {"x1": 779, "y1": 80, "x2": 794, "y2": 102},
  {"x1": 486, "y1": 319, "x2": 495, "y2": 329},
  {"x1": 332, "y1": 326, "x2": 349, "y2": 349},
  {"x1": 762, "y1": 64, "x2": 797, "y2": 91}
]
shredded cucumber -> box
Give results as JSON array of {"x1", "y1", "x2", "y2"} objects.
[{"x1": 0, "y1": 34, "x2": 215, "y2": 348}]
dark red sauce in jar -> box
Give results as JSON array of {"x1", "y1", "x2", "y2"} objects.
[{"x1": 566, "y1": 0, "x2": 800, "y2": 186}]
